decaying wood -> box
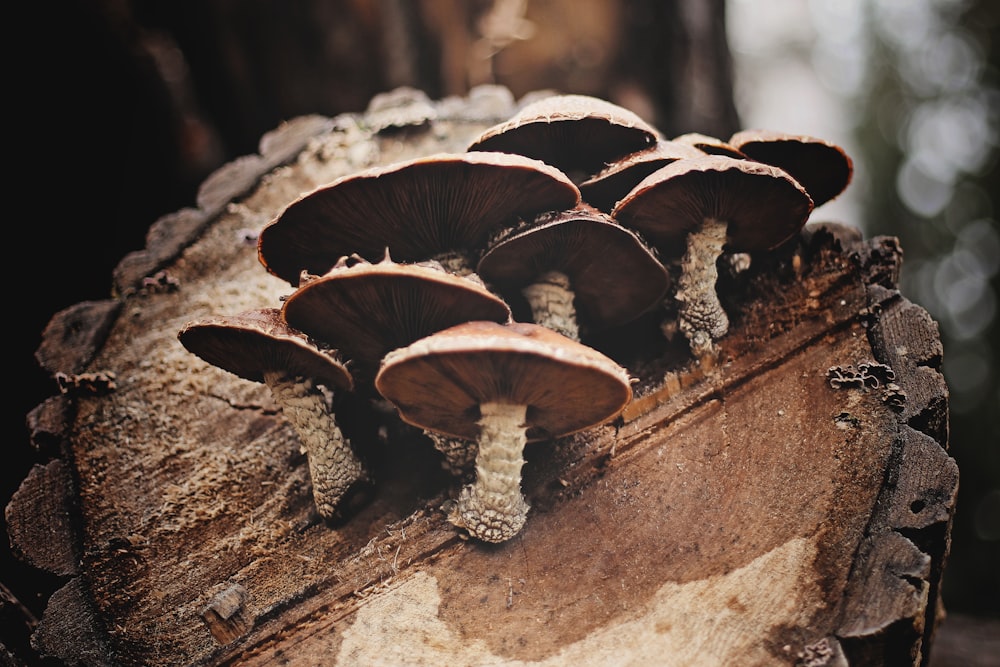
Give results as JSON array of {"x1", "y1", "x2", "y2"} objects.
[{"x1": 12, "y1": 87, "x2": 956, "y2": 666}]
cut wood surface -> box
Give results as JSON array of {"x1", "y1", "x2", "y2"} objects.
[{"x1": 12, "y1": 87, "x2": 957, "y2": 666}]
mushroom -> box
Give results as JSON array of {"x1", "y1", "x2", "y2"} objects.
[
  {"x1": 257, "y1": 151, "x2": 580, "y2": 284},
  {"x1": 727, "y1": 129, "x2": 854, "y2": 208},
  {"x1": 578, "y1": 140, "x2": 705, "y2": 214},
  {"x1": 281, "y1": 252, "x2": 512, "y2": 388},
  {"x1": 177, "y1": 308, "x2": 368, "y2": 520},
  {"x1": 612, "y1": 155, "x2": 813, "y2": 360},
  {"x1": 375, "y1": 320, "x2": 632, "y2": 543},
  {"x1": 476, "y1": 204, "x2": 669, "y2": 341},
  {"x1": 672, "y1": 132, "x2": 747, "y2": 159},
  {"x1": 281, "y1": 252, "x2": 513, "y2": 475},
  {"x1": 467, "y1": 93, "x2": 660, "y2": 183}
]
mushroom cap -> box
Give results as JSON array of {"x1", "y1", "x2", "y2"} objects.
[
  {"x1": 477, "y1": 205, "x2": 669, "y2": 332},
  {"x1": 611, "y1": 154, "x2": 814, "y2": 255},
  {"x1": 728, "y1": 129, "x2": 854, "y2": 208},
  {"x1": 177, "y1": 308, "x2": 353, "y2": 391},
  {"x1": 672, "y1": 132, "x2": 747, "y2": 159},
  {"x1": 281, "y1": 258, "x2": 512, "y2": 379},
  {"x1": 375, "y1": 321, "x2": 632, "y2": 441},
  {"x1": 258, "y1": 151, "x2": 581, "y2": 285},
  {"x1": 467, "y1": 94, "x2": 660, "y2": 180},
  {"x1": 579, "y1": 140, "x2": 705, "y2": 213}
]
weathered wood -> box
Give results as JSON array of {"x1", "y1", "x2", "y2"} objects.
[
  {"x1": 4, "y1": 461, "x2": 78, "y2": 578},
  {"x1": 11, "y1": 87, "x2": 956, "y2": 666}
]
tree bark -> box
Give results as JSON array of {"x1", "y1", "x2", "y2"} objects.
[{"x1": 11, "y1": 87, "x2": 956, "y2": 666}]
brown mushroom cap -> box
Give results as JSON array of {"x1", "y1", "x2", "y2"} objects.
[
  {"x1": 579, "y1": 140, "x2": 705, "y2": 213},
  {"x1": 728, "y1": 129, "x2": 854, "y2": 208},
  {"x1": 477, "y1": 205, "x2": 669, "y2": 332},
  {"x1": 375, "y1": 320, "x2": 632, "y2": 441},
  {"x1": 467, "y1": 94, "x2": 660, "y2": 180},
  {"x1": 177, "y1": 308, "x2": 353, "y2": 391},
  {"x1": 612, "y1": 154, "x2": 814, "y2": 255},
  {"x1": 281, "y1": 258, "x2": 512, "y2": 383},
  {"x1": 258, "y1": 151, "x2": 581, "y2": 285},
  {"x1": 672, "y1": 132, "x2": 747, "y2": 159}
]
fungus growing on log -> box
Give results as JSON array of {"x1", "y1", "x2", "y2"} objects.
[
  {"x1": 477, "y1": 204, "x2": 669, "y2": 341},
  {"x1": 257, "y1": 151, "x2": 580, "y2": 283},
  {"x1": 177, "y1": 308, "x2": 368, "y2": 520},
  {"x1": 375, "y1": 320, "x2": 632, "y2": 543},
  {"x1": 613, "y1": 155, "x2": 813, "y2": 360},
  {"x1": 467, "y1": 93, "x2": 660, "y2": 183}
]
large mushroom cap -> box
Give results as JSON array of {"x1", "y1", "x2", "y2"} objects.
[
  {"x1": 477, "y1": 205, "x2": 669, "y2": 332},
  {"x1": 467, "y1": 94, "x2": 660, "y2": 180},
  {"x1": 281, "y1": 257, "x2": 512, "y2": 382},
  {"x1": 177, "y1": 308, "x2": 353, "y2": 391},
  {"x1": 728, "y1": 129, "x2": 854, "y2": 208},
  {"x1": 375, "y1": 320, "x2": 632, "y2": 442},
  {"x1": 258, "y1": 151, "x2": 581, "y2": 285},
  {"x1": 612, "y1": 154, "x2": 814, "y2": 255},
  {"x1": 579, "y1": 140, "x2": 705, "y2": 213}
]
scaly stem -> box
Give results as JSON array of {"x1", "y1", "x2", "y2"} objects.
[
  {"x1": 675, "y1": 217, "x2": 730, "y2": 360},
  {"x1": 449, "y1": 402, "x2": 530, "y2": 543},
  {"x1": 426, "y1": 431, "x2": 477, "y2": 479},
  {"x1": 521, "y1": 270, "x2": 580, "y2": 340},
  {"x1": 265, "y1": 371, "x2": 368, "y2": 519},
  {"x1": 430, "y1": 249, "x2": 476, "y2": 276}
]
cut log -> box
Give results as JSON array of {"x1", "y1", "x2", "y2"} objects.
[{"x1": 11, "y1": 87, "x2": 956, "y2": 666}]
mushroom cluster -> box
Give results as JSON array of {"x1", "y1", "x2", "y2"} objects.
[
  {"x1": 468, "y1": 95, "x2": 852, "y2": 362},
  {"x1": 178, "y1": 92, "x2": 852, "y2": 543}
]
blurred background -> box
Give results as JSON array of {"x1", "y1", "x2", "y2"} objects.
[{"x1": 9, "y1": 0, "x2": 998, "y2": 664}]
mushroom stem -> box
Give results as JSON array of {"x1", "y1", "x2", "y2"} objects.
[
  {"x1": 674, "y1": 217, "x2": 730, "y2": 360},
  {"x1": 521, "y1": 270, "x2": 580, "y2": 340},
  {"x1": 449, "y1": 401, "x2": 531, "y2": 543},
  {"x1": 264, "y1": 371, "x2": 367, "y2": 519},
  {"x1": 431, "y1": 250, "x2": 476, "y2": 276},
  {"x1": 426, "y1": 431, "x2": 477, "y2": 479}
]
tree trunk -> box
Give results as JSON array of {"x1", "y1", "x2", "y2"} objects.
[{"x1": 11, "y1": 87, "x2": 956, "y2": 666}]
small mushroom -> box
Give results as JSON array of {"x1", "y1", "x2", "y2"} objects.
[
  {"x1": 612, "y1": 155, "x2": 813, "y2": 360},
  {"x1": 177, "y1": 308, "x2": 368, "y2": 520},
  {"x1": 578, "y1": 140, "x2": 705, "y2": 213},
  {"x1": 257, "y1": 151, "x2": 580, "y2": 284},
  {"x1": 727, "y1": 129, "x2": 854, "y2": 208},
  {"x1": 477, "y1": 204, "x2": 669, "y2": 341},
  {"x1": 672, "y1": 132, "x2": 747, "y2": 159},
  {"x1": 375, "y1": 320, "x2": 632, "y2": 543},
  {"x1": 467, "y1": 93, "x2": 660, "y2": 183}
]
